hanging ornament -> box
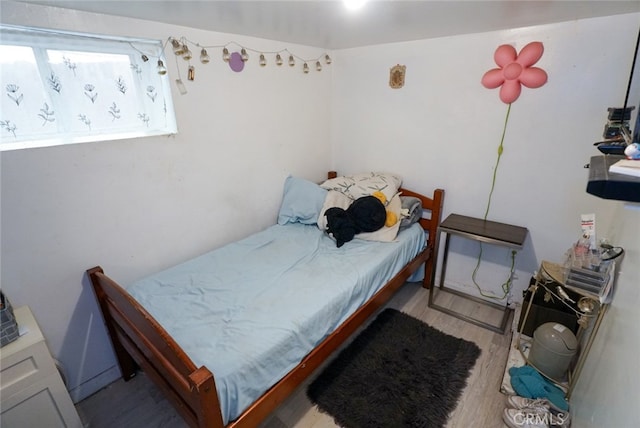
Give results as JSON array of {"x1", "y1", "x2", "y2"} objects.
[
  {"x1": 325, "y1": 54, "x2": 332, "y2": 65},
  {"x1": 316, "y1": 61, "x2": 322, "y2": 71},
  {"x1": 156, "y1": 60, "x2": 167, "y2": 75},
  {"x1": 200, "y1": 48, "x2": 210, "y2": 64},
  {"x1": 171, "y1": 39, "x2": 185, "y2": 56},
  {"x1": 141, "y1": 54, "x2": 149, "y2": 62},
  {"x1": 241, "y1": 48, "x2": 249, "y2": 62},
  {"x1": 288, "y1": 55, "x2": 295, "y2": 67},
  {"x1": 389, "y1": 64, "x2": 406, "y2": 89},
  {"x1": 182, "y1": 45, "x2": 192, "y2": 61},
  {"x1": 188, "y1": 65, "x2": 195, "y2": 81},
  {"x1": 303, "y1": 63, "x2": 309, "y2": 74},
  {"x1": 276, "y1": 54, "x2": 283, "y2": 66},
  {"x1": 259, "y1": 54, "x2": 267, "y2": 67},
  {"x1": 222, "y1": 47, "x2": 230, "y2": 62},
  {"x1": 229, "y1": 52, "x2": 245, "y2": 72},
  {"x1": 175, "y1": 78, "x2": 187, "y2": 95}
]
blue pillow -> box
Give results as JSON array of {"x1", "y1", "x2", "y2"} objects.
[{"x1": 277, "y1": 176, "x2": 328, "y2": 225}]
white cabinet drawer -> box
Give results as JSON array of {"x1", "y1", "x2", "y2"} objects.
[
  {"x1": 0, "y1": 306, "x2": 82, "y2": 428},
  {"x1": 1, "y1": 340, "x2": 57, "y2": 398},
  {"x1": 1, "y1": 372, "x2": 76, "y2": 428}
]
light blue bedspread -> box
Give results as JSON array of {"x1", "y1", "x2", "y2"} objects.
[{"x1": 126, "y1": 223, "x2": 426, "y2": 424}]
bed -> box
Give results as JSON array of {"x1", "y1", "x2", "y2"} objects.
[{"x1": 87, "y1": 171, "x2": 444, "y2": 428}]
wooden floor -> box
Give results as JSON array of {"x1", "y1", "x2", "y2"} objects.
[{"x1": 75, "y1": 282, "x2": 513, "y2": 428}]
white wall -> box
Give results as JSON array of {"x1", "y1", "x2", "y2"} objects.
[
  {"x1": 571, "y1": 203, "x2": 640, "y2": 426},
  {"x1": 330, "y1": 14, "x2": 639, "y2": 303},
  {"x1": 0, "y1": 1, "x2": 332, "y2": 401},
  {"x1": 330, "y1": 14, "x2": 640, "y2": 424},
  {"x1": 2, "y1": 0, "x2": 639, "y2": 414}
]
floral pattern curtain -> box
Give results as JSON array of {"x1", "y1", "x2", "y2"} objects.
[{"x1": 0, "y1": 25, "x2": 176, "y2": 150}]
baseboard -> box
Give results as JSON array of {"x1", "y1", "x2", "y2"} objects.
[
  {"x1": 68, "y1": 365, "x2": 121, "y2": 403},
  {"x1": 442, "y1": 276, "x2": 534, "y2": 306}
]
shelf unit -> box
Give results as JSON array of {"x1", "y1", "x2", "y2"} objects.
[
  {"x1": 586, "y1": 155, "x2": 640, "y2": 203},
  {"x1": 513, "y1": 261, "x2": 610, "y2": 398}
]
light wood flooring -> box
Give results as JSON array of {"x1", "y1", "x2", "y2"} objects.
[{"x1": 75, "y1": 282, "x2": 513, "y2": 428}]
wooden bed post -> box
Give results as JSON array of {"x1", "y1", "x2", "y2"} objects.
[
  {"x1": 190, "y1": 367, "x2": 224, "y2": 428},
  {"x1": 87, "y1": 266, "x2": 226, "y2": 428},
  {"x1": 87, "y1": 266, "x2": 138, "y2": 380},
  {"x1": 423, "y1": 188, "x2": 445, "y2": 289}
]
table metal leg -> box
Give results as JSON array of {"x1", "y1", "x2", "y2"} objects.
[
  {"x1": 428, "y1": 231, "x2": 513, "y2": 334},
  {"x1": 439, "y1": 232, "x2": 451, "y2": 289}
]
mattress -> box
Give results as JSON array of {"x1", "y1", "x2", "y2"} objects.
[{"x1": 126, "y1": 222, "x2": 426, "y2": 424}]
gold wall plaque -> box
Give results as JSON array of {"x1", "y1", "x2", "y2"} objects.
[{"x1": 389, "y1": 64, "x2": 406, "y2": 89}]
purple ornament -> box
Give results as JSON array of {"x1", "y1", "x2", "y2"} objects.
[{"x1": 229, "y1": 52, "x2": 244, "y2": 72}]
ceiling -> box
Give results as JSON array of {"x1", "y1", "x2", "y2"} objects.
[{"x1": 15, "y1": 1, "x2": 640, "y2": 49}]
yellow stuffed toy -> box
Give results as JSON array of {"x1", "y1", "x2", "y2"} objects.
[{"x1": 371, "y1": 191, "x2": 398, "y2": 227}]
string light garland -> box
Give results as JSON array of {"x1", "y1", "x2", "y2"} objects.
[
  {"x1": 163, "y1": 36, "x2": 332, "y2": 79},
  {"x1": 128, "y1": 37, "x2": 332, "y2": 95}
]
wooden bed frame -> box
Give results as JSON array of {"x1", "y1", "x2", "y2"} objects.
[{"x1": 87, "y1": 172, "x2": 444, "y2": 428}]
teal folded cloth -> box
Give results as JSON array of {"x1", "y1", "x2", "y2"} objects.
[{"x1": 509, "y1": 365, "x2": 569, "y2": 411}]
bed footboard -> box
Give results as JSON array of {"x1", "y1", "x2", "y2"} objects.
[{"x1": 87, "y1": 267, "x2": 225, "y2": 428}]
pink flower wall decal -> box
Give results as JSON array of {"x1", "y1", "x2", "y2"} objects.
[{"x1": 481, "y1": 41, "x2": 548, "y2": 104}]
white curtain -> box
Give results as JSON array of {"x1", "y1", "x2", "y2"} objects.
[{"x1": 0, "y1": 24, "x2": 176, "y2": 150}]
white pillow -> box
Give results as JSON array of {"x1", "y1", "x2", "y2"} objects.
[
  {"x1": 317, "y1": 190, "x2": 352, "y2": 230},
  {"x1": 320, "y1": 172, "x2": 402, "y2": 202}
]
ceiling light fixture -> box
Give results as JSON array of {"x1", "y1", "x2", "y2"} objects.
[{"x1": 344, "y1": 0, "x2": 368, "y2": 11}]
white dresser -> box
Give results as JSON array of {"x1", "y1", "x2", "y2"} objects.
[{"x1": 0, "y1": 306, "x2": 83, "y2": 428}]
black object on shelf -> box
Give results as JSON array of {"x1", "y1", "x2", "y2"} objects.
[
  {"x1": 594, "y1": 140, "x2": 627, "y2": 155},
  {"x1": 586, "y1": 155, "x2": 640, "y2": 203},
  {"x1": 518, "y1": 278, "x2": 580, "y2": 337},
  {"x1": 608, "y1": 106, "x2": 635, "y2": 121},
  {"x1": 1, "y1": 291, "x2": 20, "y2": 347}
]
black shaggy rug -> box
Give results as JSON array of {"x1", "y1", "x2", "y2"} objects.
[{"x1": 307, "y1": 308, "x2": 481, "y2": 428}]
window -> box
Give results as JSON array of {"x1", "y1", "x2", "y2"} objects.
[{"x1": 0, "y1": 24, "x2": 177, "y2": 151}]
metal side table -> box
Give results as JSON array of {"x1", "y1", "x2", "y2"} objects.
[{"x1": 429, "y1": 213, "x2": 528, "y2": 333}]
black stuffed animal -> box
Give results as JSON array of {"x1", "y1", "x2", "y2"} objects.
[{"x1": 325, "y1": 195, "x2": 386, "y2": 247}]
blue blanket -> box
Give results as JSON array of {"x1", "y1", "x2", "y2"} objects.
[{"x1": 127, "y1": 223, "x2": 426, "y2": 424}]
